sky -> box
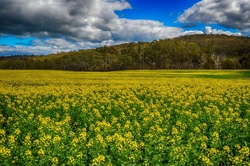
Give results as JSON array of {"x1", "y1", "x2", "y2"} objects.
[{"x1": 0, "y1": 0, "x2": 249, "y2": 56}]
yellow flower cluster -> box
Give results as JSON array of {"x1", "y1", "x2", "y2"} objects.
[
  {"x1": 0, "y1": 70, "x2": 249, "y2": 165},
  {"x1": 92, "y1": 155, "x2": 105, "y2": 165}
]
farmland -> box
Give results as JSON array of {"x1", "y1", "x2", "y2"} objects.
[{"x1": 0, "y1": 70, "x2": 249, "y2": 165}]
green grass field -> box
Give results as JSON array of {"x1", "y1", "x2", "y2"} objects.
[{"x1": 0, "y1": 70, "x2": 249, "y2": 165}]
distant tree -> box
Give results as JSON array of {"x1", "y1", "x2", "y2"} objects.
[
  {"x1": 203, "y1": 57, "x2": 215, "y2": 69},
  {"x1": 211, "y1": 53, "x2": 225, "y2": 69},
  {"x1": 222, "y1": 59, "x2": 236, "y2": 69},
  {"x1": 144, "y1": 43, "x2": 158, "y2": 69},
  {"x1": 239, "y1": 53, "x2": 250, "y2": 69},
  {"x1": 118, "y1": 54, "x2": 133, "y2": 70},
  {"x1": 186, "y1": 43, "x2": 202, "y2": 69}
]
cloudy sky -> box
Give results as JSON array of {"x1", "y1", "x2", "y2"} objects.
[{"x1": 0, "y1": 0, "x2": 249, "y2": 56}]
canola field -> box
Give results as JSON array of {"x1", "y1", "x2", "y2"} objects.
[{"x1": 0, "y1": 70, "x2": 249, "y2": 165}]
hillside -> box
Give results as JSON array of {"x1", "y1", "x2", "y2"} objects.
[{"x1": 0, "y1": 34, "x2": 250, "y2": 70}]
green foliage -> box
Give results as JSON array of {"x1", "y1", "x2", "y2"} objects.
[
  {"x1": 204, "y1": 58, "x2": 215, "y2": 69},
  {"x1": 240, "y1": 53, "x2": 250, "y2": 69},
  {"x1": 222, "y1": 59, "x2": 237, "y2": 69}
]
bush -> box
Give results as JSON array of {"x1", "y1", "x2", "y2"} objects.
[{"x1": 222, "y1": 59, "x2": 236, "y2": 69}]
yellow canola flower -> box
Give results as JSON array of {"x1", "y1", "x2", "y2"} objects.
[
  {"x1": 96, "y1": 134, "x2": 104, "y2": 144},
  {"x1": 201, "y1": 142, "x2": 207, "y2": 149},
  {"x1": 86, "y1": 138, "x2": 94, "y2": 148},
  {"x1": 14, "y1": 128, "x2": 21, "y2": 135},
  {"x1": 239, "y1": 146, "x2": 249, "y2": 157},
  {"x1": 25, "y1": 150, "x2": 32, "y2": 156},
  {"x1": 51, "y1": 157, "x2": 59, "y2": 165},
  {"x1": 68, "y1": 156, "x2": 75, "y2": 164},
  {"x1": 235, "y1": 144, "x2": 241, "y2": 150},
  {"x1": 8, "y1": 135, "x2": 15, "y2": 144},
  {"x1": 171, "y1": 127, "x2": 178, "y2": 135},
  {"x1": 212, "y1": 132, "x2": 219, "y2": 139},
  {"x1": 124, "y1": 131, "x2": 134, "y2": 139},
  {"x1": 92, "y1": 155, "x2": 105, "y2": 165},
  {"x1": 105, "y1": 135, "x2": 113, "y2": 143},
  {"x1": 79, "y1": 131, "x2": 87, "y2": 141},
  {"x1": 0, "y1": 114, "x2": 6, "y2": 123},
  {"x1": 194, "y1": 126, "x2": 201, "y2": 133},
  {"x1": 0, "y1": 146, "x2": 11, "y2": 157},
  {"x1": 33, "y1": 139, "x2": 40, "y2": 145},
  {"x1": 0, "y1": 129, "x2": 6, "y2": 136},
  {"x1": 38, "y1": 149, "x2": 45, "y2": 156},
  {"x1": 208, "y1": 148, "x2": 219, "y2": 157},
  {"x1": 230, "y1": 156, "x2": 243, "y2": 165},
  {"x1": 223, "y1": 146, "x2": 230, "y2": 153},
  {"x1": 199, "y1": 154, "x2": 212, "y2": 165},
  {"x1": 71, "y1": 138, "x2": 79, "y2": 147},
  {"x1": 23, "y1": 133, "x2": 32, "y2": 146},
  {"x1": 53, "y1": 135, "x2": 61, "y2": 143}
]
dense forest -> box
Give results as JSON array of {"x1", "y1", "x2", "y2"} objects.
[{"x1": 0, "y1": 34, "x2": 250, "y2": 70}]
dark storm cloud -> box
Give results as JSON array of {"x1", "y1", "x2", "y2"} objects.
[
  {"x1": 178, "y1": 0, "x2": 250, "y2": 31},
  {"x1": 0, "y1": 0, "x2": 119, "y2": 41},
  {"x1": 0, "y1": 0, "x2": 184, "y2": 43}
]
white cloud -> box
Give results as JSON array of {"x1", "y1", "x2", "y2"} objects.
[
  {"x1": 203, "y1": 26, "x2": 212, "y2": 35},
  {"x1": 183, "y1": 30, "x2": 204, "y2": 36},
  {"x1": 202, "y1": 26, "x2": 242, "y2": 36},
  {"x1": 178, "y1": 0, "x2": 250, "y2": 34},
  {"x1": 106, "y1": 0, "x2": 132, "y2": 11},
  {"x1": 182, "y1": 26, "x2": 242, "y2": 36},
  {"x1": 109, "y1": 19, "x2": 183, "y2": 42},
  {"x1": 0, "y1": 38, "x2": 100, "y2": 56}
]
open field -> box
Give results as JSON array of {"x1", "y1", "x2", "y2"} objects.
[{"x1": 0, "y1": 70, "x2": 249, "y2": 165}]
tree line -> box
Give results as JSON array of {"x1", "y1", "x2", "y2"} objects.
[{"x1": 0, "y1": 34, "x2": 250, "y2": 70}]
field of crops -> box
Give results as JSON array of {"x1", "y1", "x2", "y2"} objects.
[{"x1": 0, "y1": 70, "x2": 249, "y2": 165}]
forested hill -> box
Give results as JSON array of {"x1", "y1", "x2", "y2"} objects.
[{"x1": 1, "y1": 34, "x2": 250, "y2": 70}]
